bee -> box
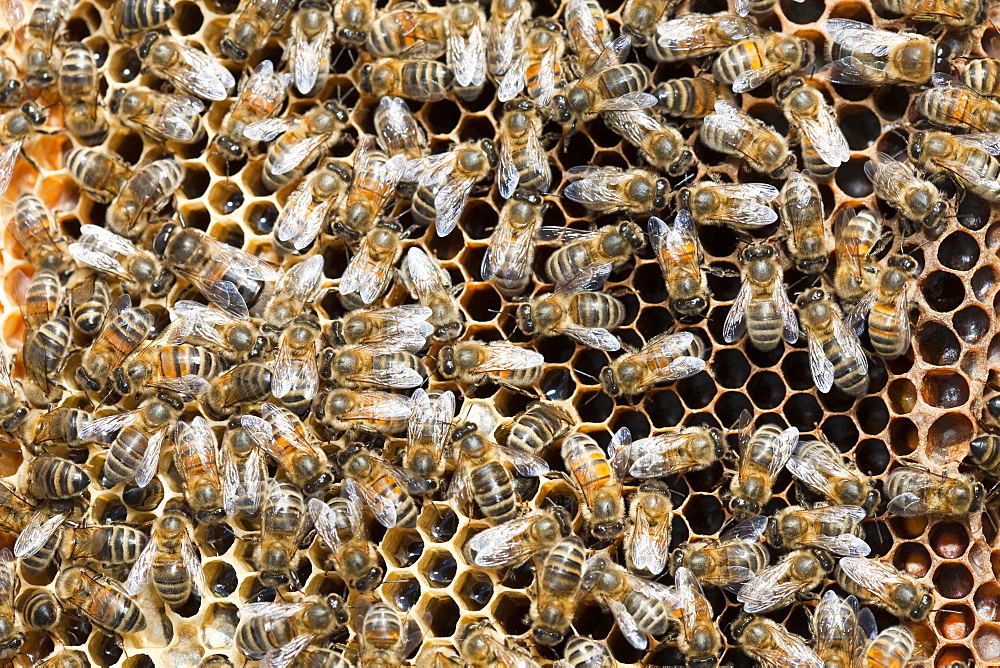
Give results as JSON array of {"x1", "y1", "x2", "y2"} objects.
[
  {"x1": 714, "y1": 33, "x2": 812, "y2": 94},
  {"x1": 670, "y1": 517, "x2": 769, "y2": 589},
  {"x1": 648, "y1": 211, "x2": 709, "y2": 318},
  {"x1": 124, "y1": 507, "x2": 204, "y2": 606},
  {"x1": 58, "y1": 42, "x2": 108, "y2": 145},
  {"x1": 404, "y1": 388, "x2": 455, "y2": 483},
  {"x1": 564, "y1": 0, "x2": 611, "y2": 73},
  {"x1": 811, "y1": 591, "x2": 862, "y2": 668},
  {"x1": 220, "y1": 0, "x2": 293, "y2": 61},
  {"x1": 365, "y1": 5, "x2": 447, "y2": 57},
  {"x1": 496, "y1": 100, "x2": 550, "y2": 199},
  {"x1": 908, "y1": 130, "x2": 1000, "y2": 203},
  {"x1": 0, "y1": 550, "x2": 21, "y2": 658},
  {"x1": 796, "y1": 287, "x2": 869, "y2": 396},
  {"x1": 915, "y1": 74, "x2": 1000, "y2": 134},
  {"x1": 308, "y1": 495, "x2": 383, "y2": 592},
  {"x1": 64, "y1": 148, "x2": 133, "y2": 204},
  {"x1": 624, "y1": 480, "x2": 673, "y2": 576},
  {"x1": 856, "y1": 625, "x2": 915, "y2": 668},
  {"x1": 54, "y1": 565, "x2": 147, "y2": 635},
  {"x1": 562, "y1": 428, "x2": 628, "y2": 540},
  {"x1": 287, "y1": 0, "x2": 334, "y2": 95},
  {"x1": 700, "y1": 100, "x2": 795, "y2": 178},
  {"x1": 110, "y1": 0, "x2": 174, "y2": 38},
  {"x1": 884, "y1": 467, "x2": 984, "y2": 518},
  {"x1": 438, "y1": 340, "x2": 545, "y2": 390},
  {"x1": 110, "y1": 87, "x2": 204, "y2": 144},
  {"x1": 8, "y1": 193, "x2": 66, "y2": 272},
  {"x1": 20, "y1": 0, "x2": 68, "y2": 86},
  {"x1": 846, "y1": 254, "x2": 921, "y2": 360},
  {"x1": 732, "y1": 615, "x2": 823, "y2": 668},
  {"x1": 823, "y1": 19, "x2": 934, "y2": 86},
  {"x1": 558, "y1": 36, "x2": 656, "y2": 126},
  {"x1": 531, "y1": 536, "x2": 586, "y2": 646},
  {"x1": 314, "y1": 388, "x2": 412, "y2": 435},
  {"x1": 558, "y1": 636, "x2": 614, "y2": 668},
  {"x1": 482, "y1": 189, "x2": 545, "y2": 297},
  {"x1": 725, "y1": 243, "x2": 798, "y2": 351},
  {"x1": 603, "y1": 108, "x2": 693, "y2": 176},
  {"x1": 673, "y1": 566, "x2": 723, "y2": 665},
  {"x1": 333, "y1": 0, "x2": 375, "y2": 44},
  {"x1": 445, "y1": 2, "x2": 487, "y2": 97},
  {"x1": 172, "y1": 417, "x2": 224, "y2": 524},
  {"x1": 110, "y1": 161, "x2": 186, "y2": 240},
  {"x1": 776, "y1": 77, "x2": 850, "y2": 172},
  {"x1": 374, "y1": 96, "x2": 426, "y2": 161},
  {"x1": 779, "y1": 171, "x2": 828, "y2": 273},
  {"x1": 0, "y1": 57, "x2": 20, "y2": 107},
  {"x1": 600, "y1": 331, "x2": 706, "y2": 398},
  {"x1": 328, "y1": 304, "x2": 433, "y2": 348},
  {"x1": 516, "y1": 262, "x2": 623, "y2": 350},
  {"x1": 678, "y1": 180, "x2": 780, "y2": 230},
  {"x1": 0, "y1": 102, "x2": 47, "y2": 195},
  {"x1": 235, "y1": 594, "x2": 348, "y2": 659},
  {"x1": 67, "y1": 272, "x2": 110, "y2": 335},
  {"x1": 244, "y1": 100, "x2": 350, "y2": 191},
  {"x1": 153, "y1": 222, "x2": 280, "y2": 319},
  {"x1": 138, "y1": 32, "x2": 235, "y2": 101},
  {"x1": 737, "y1": 548, "x2": 832, "y2": 613},
  {"x1": 336, "y1": 135, "x2": 406, "y2": 242},
  {"x1": 539, "y1": 221, "x2": 646, "y2": 285},
  {"x1": 340, "y1": 445, "x2": 431, "y2": 528},
  {"x1": 498, "y1": 20, "x2": 564, "y2": 110},
  {"x1": 319, "y1": 338, "x2": 425, "y2": 390},
  {"x1": 357, "y1": 601, "x2": 420, "y2": 667},
  {"x1": 214, "y1": 60, "x2": 292, "y2": 162},
  {"x1": 114, "y1": 332, "x2": 222, "y2": 400},
  {"x1": 621, "y1": 0, "x2": 680, "y2": 45},
  {"x1": 38, "y1": 650, "x2": 91, "y2": 668},
  {"x1": 831, "y1": 208, "x2": 885, "y2": 305},
  {"x1": 270, "y1": 316, "x2": 322, "y2": 413},
  {"x1": 651, "y1": 12, "x2": 761, "y2": 63},
  {"x1": 355, "y1": 55, "x2": 454, "y2": 102},
  {"x1": 406, "y1": 139, "x2": 495, "y2": 236},
  {"x1": 960, "y1": 58, "x2": 1000, "y2": 97},
  {"x1": 563, "y1": 165, "x2": 667, "y2": 215},
  {"x1": 450, "y1": 421, "x2": 550, "y2": 524},
  {"x1": 21, "y1": 315, "x2": 71, "y2": 406},
  {"x1": 765, "y1": 504, "x2": 870, "y2": 556},
  {"x1": 460, "y1": 621, "x2": 539, "y2": 667},
  {"x1": 221, "y1": 421, "x2": 266, "y2": 519},
  {"x1": 170, "y1": 300, "x2": 264, "y2": 364},
  {"x1": 873, "y1": 0, "x2": 983, "y2": 26},
  {"x1": 16, "y1": 586, "x2": 60, "y2": 630},
  {"x1": 14, "y1": 268, "x2": 61, "y2": 332},
  {"x1": 466, "y1": 506, "x2": 570, "y2": 568},
  {"x1": 202, "y1": 362, "x2": 274, "y2": 419},
  {"x1": 971, "y1": 433, "x2": 1000, "y2": 478},
  {"x1": 836, "y1": 556, "x2": 933, "y2": 622},
  {"x1": 787, "y1": 437, "x2": 880, "y2": 514},
  {"x1": 264, "y1": 254, "x2": 326, "y2": 328},
  {"x1": 242, "y1": 403, "x2": 331, "y2": 494},
  {"x1": 728, "y1": 416, "x2": 798, "y2": 518},
  {"x1": 496, "y1": 401, "x2": 573, "y2": 455},
  {"x1": 339, "y1": 220, "x2": 403, "y2": 306},
  {"x1": 69, "y1": 225, "x2": 173, "y2": 299},
  {"x1": 616, "y1": 424, "x2": 726, "y2": 479},
  {"x1": 24, "y1": 455, "x2": 90, "y2": 500},
  {"x1": 101, "y1": 397, "x2": 178, "y2": 488},
  {"x1": 654, "y1": 76, "x2": 733, "y2": 119},
  {"x1": 75, "y1": 294, "x2": 153, "y2": 394},
  {"x1": 581, "y1": 554, "x2": 678, "y2": 650},
  {"x1": 274, "y1": 160, "x2": 352, "y2": 254},
  {"x1": 254, "y1": 479, "x2": 310, "y2": 588}
]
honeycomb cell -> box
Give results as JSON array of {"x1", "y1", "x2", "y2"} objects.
[
  {"x1": 957, "y1": 192, "x2": 990, "y2": 230},
  {"x1": 887, "y1": 378, "x2": 917, "y2": 414},
  {"x1": 202, "y1": 602, "x2": 238, "y2": 649},
  {"x1": 872, "y1": 86, "x2": 910, "y2": 121},
  {"x1": 455, "y1": 571, "x2": 493, "y2": 611},
  {"x1": 206, "y1": 561, "x2": 238, "y2": 598},
  {"x1": 715, "y1": 390, "x2": 754, "y2": 427},
  {"x1": 821, "y1": 415, "x2": 859, "y2": 451},
  {"x1": 839, "y1": 106, "x2": 880, "y2": 150},
  {"x1": 929, "y1": 523, "x2": 970, "y2": 561},
  {"x1": 779, "y1": 350, "x2": 815, "y2": 391},
  {"x1": 855, "y1": 438, "x2": 889, "y2": 475},
  {"x1": 937, "y1": 644, "x2": 974, "y2": 667},
  {"x1": 645, "y1": 389, "x2": 684, "y2": 428},
  {"x1": 975, "y1": 624, "x2": 1000, "y2": 661},
  {"x1": 893, "y1": 541, "x2": 931, "y2": 577},
  {"x1": 856, "y1": 396, "x2": 888, "y2": 434},
  {"x1": 917, "y1": 322, "x2": 962, "y2": 366},
  {"x1": 926, "y1": 413, "x2": 974, "y2": 462},
  {"x1": 712, "y1": 348, "x2": 750, "y2": 388},
  {"x1": 953, "y1": 305, "x2": 989, "y2": 344},
  {"x1": 934, "y1": 562, "x2": 974, "y2": 599},
  {"x1": 747, "y1": 370, "x2": 785, "y2": 409},
  {"x1": 782, "y1": 392, "x2": 822, "y2": 431},
  {"x1": 91, "y1": 633, "x2": 123, "y2": 667},
  {"x1": 424, "y1": 595, "x2": 461, "y2": 637},
  {"x1": 782, "y1": 0, "x2": 825, "y2": 23},
  {"x1": 685, "y1": 494, "x2": 725, "y2": 535},
  {"x1": 938, "y1": 231, "x2": 980, "y2": 271},
  {"x1": 922, "y1": 271, "x2": 965, "y2": 312},
  {"x1": 975, "y1": 582, "x2": 1000, "y2": 622},
  {"x1": 865, "y1": 521, "x2": 893, "y2": 557},
  {"x1": 676, "y1": 370, "x2": 716, "y2": 409},
  {"x1": 920, "y1": 371, "x2": 969, "y2": 409},
  {"x1": 383, "y1": 573, "x2": 422, "y2": 611},
  {"x1": 492, "y1": 593, "x2": 531, "y2": 636}
]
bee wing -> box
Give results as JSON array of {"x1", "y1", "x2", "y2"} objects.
[
  {"x1": 482, "y1": 206, "x2": 535, "y2": 282},
  {"x1": 243, "y1": 117, "x2": 298, "y2": 142},
  {"x1": 525, "y1": 128, "x2": 551, "y2": 192},
  {"x1": 934, "y1": 155, "x2": 1000, "y2": 193},
  {"x1": 770, "y1": 278, "x2": 799, "y2": 345},
  {"x1": 259, "y1": 633, "x2": 315, "y2": 668},
  {"x1": 68, "y1": 243, "x2": 130, "y2": 280},
  {"x1": 494, "y1": 443, "x2": 550, "y2": 476},
  {"x1": 733, "y1": 0, "x2": 750, "y2": 15},
  {"x1": 124, "y1": 536, "x2": 157, "y2": 595},
  {"x1": 346, "y1": 361, "x2": 424, "y2": 389},
  {"x1": 0, "y1": 0, "x2": 24, "y2": 32},
  {"x1": 887, "y1": 491, "x2": 930, "y2": 517},
  {"x1": 592, "y1": 91, "x2": 658, "y2": 113},
  {"x1": 349, "y1": 391, "x2": 415, "y2": 421},
  {"x1": 271, "y1": 132, "x2": 331, "y2": 176},
  {"x1": 758, "y1": 629, "x2": 824, "y2": 668},
  {"x1": 449, "y1": 23, "x2": 486, "y2": 87},
  {"x1": 172, "y1": 40, "x2": 235, "y2": 100},
  {"x1": 13, "y1": 511, "x2": 67, "y2": 559},
  {"x1": 558, "y1": 324, "x2": 621, "y2": 351},
  {"x1": 404, "y1": 146, "x2": 457, "y2": 187},
  {"x1": 135, "y1": 426, "x2": 167, "y2": 488},
  {"x1": 807, "y1": 533, "x2": 871, "y2": 557},
  {"x1": 409, "y1": 388, "x2": 455, "y2": 450},
  {"x1": 607, "y1": 426, "x2": 632, "y2": 478},
  {"x1": 222, "y1": 438, "x2": 263, "y2": 518},
  {"x1": 291, "y1": 25, "x2": 329, "y2": 95},
  {"x1": 837, "y1": 557, "x2": 899, "y2": 601},
  {"x1": 469, "y1": 515, "x2": 544, "y2": 567},
  {"x1": 271, "y1": 336, "x2": 302, "y2": 398},
  {"x1": 823, "y1": 19, "x2": 896, "y2": 55},
  {"x1": 732, "y1": 62, "x2": 793, "y2": 93},
  {"x1": 534, "y1": 47, "x2": 558, "y2": 106},
  {"x1": 555, "y1": 261, "x2": 611, "y2": 295},
  {"x1": 605, "y1": 597, "x2": 648, "y2": 650},
  {"x1": 806, "y1": 330, "x2": 835, "y2": 393},
  {"x1": 434, "y1": 176, "x2": 476, "y2": 237},
  {"x1": 275, "y1": 182, "x2": 329, "y2": 251},
  {"x1": 794, "y1": 109, "x2": 850, "y2": 167},
  {"x1": 737, "y1": 560, "x2": 802, "y2": 613},
  {"x1": 488, "y1": 6, "x2": 522, "y2": 77},
  {"x1": 145, "y1": 94, "x2": 204, "y2": 141},
  {"x1": 605, "y1": 109, "x2": 661, "y2": 148},
  {"x1": 564, "y1": 166, "x2": 632, "y2": 207},
  {"x1": 768, "y1": 427, "x2": 799, "y2": 478},
  {"x1": 953, "y1": 132, "x2": 1000, "y2": 154},
  {"x1": 478, "y1": 342, "x2": 545, "y2": 371},
  {"x1": 498, "y1": 132, "x2": 521, "y2": 200},
  {"x1": 721, "y1": 515, "x2": 769, "y2": 542},
  {"x1": 446, "y1": 454, "x2": 472, "y2": 509},
  {"x1": 567, "y1": 0, "x2": 614, "y2": 68},
  {"x1": 787, "y1": 440, "x2": 853, "y2": 491},
  {"x1": 536, "y1": 226, "x2": 601, "y2": 243},
  {"x1": 845, "y1": 287, "x2": 878, "y2": 336},
  {"x1": 242, "y1": 599, "x2": 312, "y2": 619},
  {"x1": 174, "y1": 416, "x2": 221, "y2": 489},
  {"x1": 832, "y1": 315, "x2": 868, "y2": 376},
  {"x1": 0, "y1": 139, "x2": 22, "y2": 196},
  {"x1": 723, "y1": 277, "x2": 751, "y2": 344},
  {"x1": 630, "y1": 501, "x2": 670, "y2": 575},
  {"x1": 308, "y1": 498, "x2": 345, "y2": 550},
  {"x1": 724, "y1": 195, "x2": 780, "y2": 227},
  {"x1": 344, "y1": 476, "x2": 398, "y2": 528},
  {"x1": 181, "y1": 530, "x2": 206, "y2": 597},
  {"x1": 375, "y1": 97, "x2": 422, "y2": 154},
  {"x1": 675, "y1": 566, "x2": 707, "y2": 623},
  {"x1": 78, "y1": 411, "x2": 138, "y2": 442}
]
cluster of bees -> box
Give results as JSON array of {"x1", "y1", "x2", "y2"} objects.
[{"x1": 0, "y1": 0, "x2": 994, "y2": 662}]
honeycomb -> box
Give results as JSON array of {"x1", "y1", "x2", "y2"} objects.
[{"x1": 0, "y1": 0, "x2": 998, "y2": 663}]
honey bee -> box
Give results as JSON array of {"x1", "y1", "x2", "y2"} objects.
[
  {"x1": 55, "y1": 566, "x2": 146, "y2": 636},
  {"x1": 562, "y1": 428, "x2": 627, "y2": 540},
  {"x1": 836, "y1": 556, "x2": 933, "y2": 621},
  {"x1": 603, "y1": 108, "x2": 694, "y2": 176},
  {"x1": 615, "y1": 424, "x2": 726, "y2": 479},
  {"x1": 270, "y1": 316, "x2": 321, "y2": 412},
  {"x1": 831, "y1": 208, "x2": 885, "y2": 304},
  {"x1": 874, "y1": 0, "x2": 983, "y2": 26},
  {"x1": 539, "y1": 222, "x2": 646, "y2": 285},
  {"x1": 714, "y1": 33, "x2": 812, "y2": 93},
  {"x1": 115, "y1": 332, "x2": 221, "y2": 400},
  {"x1": 670, "y1": 517, "x2": 769, "y2": 589},
  {"x1": 916, "y1": 74, "x2": 1000, "y2": 133},
  {"x1": 339, "y1": 221, "x2": 403, "y2": 306},
  {"x1": 235, "y1": 594, "x2": 348, "y2": 659},
  {"x1": 673, "y1": 566, "x2": 723, "y2": 665},
  {"x1": 563, "y1": 165, "x2": 667, "y2": 215},
  {"x1": 406, "y1": 139, "x2": 495, "y2": 236},
  {"x1": 264, "y1": 255, "x2": 326, "y2": 328},
  {"x1": 109, "y1": 160, "x2": 186, "y2": 239},
  {"x1": 732, "y1": 615, "x2": 823, "y2": 668},
  {"x1": 110, "y1": 87, "x2": 204, "y2": 144},
  {"x1": 856, "y1": 625, "x2": 915, "y2": 668},
  {"x1": 737, "y1": 548, "x2": 832, "y2": 613},
  {"x1": 75, "y1": 294, "x2": 153, "y2": 394},
  {"x1": 328, "y1": 305, "x2": 432, "y2": 349},
  {"x1": 364, "y1": 4, "x2": 447, "y2": 56},
  {"x1": 445, "y1": 2, "x2": 487, "y2": 97},
  {"x1": 450, "y1": 421, "x2": 550, "y2": 523},
  {"x1": 242, "y1": 402, "x2": 331, "y2": 494},
  {"x1": 308, "y1": 495, "x2": 383, "y2": 592},
  {"x1": 460, "y1": 621, "x2": 540, "y2": 667},
  {"x1": 0, "y1": 56, "x2": 20, "y2": 107},
  {"x1": 779, "y1": 171, "x2": 828, "y2": 273},
  {"x1": 486, "y1": 0, "x2": 528, "y2": 78},
  {"x1": 971, "y1": 433, "x2": 1000, "y2": 478},
  {"x1": 393, "y1": 249, "x2": 464, "y2": 342},
  {"x1": 496, "y1": 100, "x2": 550, "y2": 199},
  {"x1": 496, "y1": 402, "x2": 573, "y2": 456},
  {"x1": 138, "y1": 32, "x2": 235, "y2": 101},
  {"x1": 335, "y1": 135, "x2": 406, "y2": 242},
  {"x1": 908, "y1": 130, "x2": 1000, "y2": 202},
  {"x1": 765, "y1": 504, "x2": 870, "y2": 556},
  {"x1": 69, "y1": 225, "x2": 174, "y2": 299},
  {"x1": 728, "y1": 416, "x2": 798, "y2": 518},
  {"x1": 13, "y1": 268, "x2": 61, "y2": 332},
  {"x1": 125, "y1": 507, "x2": 204, "y2": 606},
  {"x1": 16, "y1": 586, "x2": 60, "y2": 630},
  {"x1": 648, "y1": 211, "x2": 709, "y2": 319},
  {"x1": 244, "y1": 100, "x2": 350, "y2": 191},
  {"x1": 340, "y1": 445, "x2": 431, "y2": 528},
  {"x1": 287, "y1": 0, "x2": 334, "y2": 95},
  {"x1": 623, "y1": 480, "x2": 673, "y2": 576},
  {"x1": 59, "y1": 524, "x2": 149, "y2": 569},
  {"x1": 221, "y1": 421, "x2": 266, "y2": 519},
  {"x1": 255, "y1": 479, "x2": 309, "y2": 588},
  {"x1": 581, "y1": 554, "x2": 678, "y2": 650},
  {"x1": 8, "y1": 193, "x2": 66, "y2": 272},
  {"x1": 58, "y1": 42, "x2": 108, "y2": 145},
  {"x1": 700, "y1": 100, "x2": 795, "y2": 178},
  {"x1": 110, "y1": 0, "x2": 174, "y2": 38},
  {"x1": 960, "y1": 58, "x2": 1000, "y2": 97},
  {"x1": 776, "y1": 77, "x2": 850, "y2": 171},
  {"x1": 0, "y1": 550, "x2": 21, "y2": 658},
  {"x1": 0, "y1": 102, "x2": 46, "y2": 195},
  {"x1": 274, "y1": 160, "x2": 352, "y2": 254},
  {"x1": 214, "y1": 60, "x2": 293, "y2": 162},
  {"x1": 482, "y1": 190, "x2": 544, "y2": 297},
  {"x1": 466, "y1": 506, "x2": 570, "y2": 568},
  {"x1": 18, "y1": 0, "x2": 68, "y2": 86},
  {"x1": 21, "y1": 315, "x2": 71, "y2": 406},
  {"x1": 651, "y1": 12, "x2": 761, "y2": 63},
  {"x1": 403, "y1": 388, "x2": 455, "y2": 483},
  {"x1": 796, "y1": 287, "x2": 869, "y2": 396},
  {"x1": 530, "y1": 536, "x2": 586, "y2": 646},
  {"x1": 64, "y1": 147, "x2": 133, "y2": 204},
  {"x1": 154, "y1": 222, "x2": 279, "y2": 319},
  {"x1": 21, "y1": 407, "x2": 97, "y2": 452},
  {"x1": 203, "y1": 362, "x2": 274, "y2": 419},
  {"x1": 38, "y1": 650, "x2": 91, "y2": 668},
  {"x1": 357, "y1": 601, "x2": 421, "y2": 667},
  {"x1": 498, "y1": 20, "x2": 564, "y2": 108},
  {"x1": 787, "y1": 437, "x2": 879, "y2": 514},
  {"x1": 654, "y1": 76, "x2": 732, "y2": 119},
  {"x1": 556, "y1": 637, "x2": 614, "y2": 668},
  {"x1": 24, "y1": 455, "x2": 90, "y2": 500},
  {"x1": 725, "y1": 243, "x2": 798, "y2": 351},
  {"x1": 319, "y1": 338, "x2": 425, "y2": 390},
  {"x1": 823, "y1": 19, "x2": 934, "y2": 86},
  {"x1": 99, "y1": 397, "x2": 177, "y2": 488},
  {"x1": 314, "y1": 388, "x2": 412, "y2": 435},
  {"x1": 600, "y1": 331, "x2": 706, "y2": 398},
  {"x1": 333, "y1": 0, "x2": 375, "y2": 44},
  {"x1": 172, "y1": 417, "x2": 224, "y2": 524},
  {"x1": 170, "y1": 300, "x2": 264, "y2": 364},
  {"x1": 846, "y1": 254, "x2": 921, "y2": 360},
  {"x1": 885, "y1": 466, "x2": 984, "y2": 518},
  {"x1": 355, "y1": 55, "x2": 454, "y2": 102},
  {"x1": 374, "y1": 96, "x2": 426, "y2": 161},
  {"x1": 438, "y1": 340, "x2": 545, "y2": 390},
  {"x1": 220, "y1": 0, "x2": 293, "y2": 61},
  {"x1": 811, "y1": 591, "x2": 863, "y2": 668},
  {"x1": 620, "y1": 0, "x2": 680, "y2": 45},
  {"x1": 516, "y1": 261, "x2": 623, "y2": 351},
  {"x1": 558, "y1": 36, "x2": 656, "y2": 126},
  {"x1": 678, "y1": 180, "x2": 780, "y2": 230},
  {"x1": 66, "y1": 271, "x2": 109, "y2": 337}
]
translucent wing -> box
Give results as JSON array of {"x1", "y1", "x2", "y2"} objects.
[
  {"x1": 260, "y1": 634, "x2": 315, "y2": 668},
  {"x1": 488, "y1": 7, "x2": 521, "y2": 77},
  {"x1": 271, "y1": 335, "x2": 314, "y2": 398},
  {"x1": 555, "y1": 261, "x2": 612, "y2": 294},
  {"x1": 591, "y1": 91, "x2": 658, "y2": 113},
  {"x1": 733, "y1": 0, "x2": 750, "y2": 15},
  {"x1": 291, "y1": 24, "x2": 329, "y2": 95},
  {"x1": 0, "y1": 140, "x2": 21, "y2": 197},
  {"x1": 171, "y1": 39, "x2": 235, "y2": 100},
  {"x1": 558, "y1": 324, "x2": 620, "y2": 351},
  {"x1": 887, "y1": 491, "x2": 930, "y2": 517},
  {"x1": 772, "y1": 278, "x2": 799, "y2": 344},
  {"x1": 498, "y1": 131, "x2": 521, "y2": 200},
  {"x1": 308, "y1": 498, "x2": 345, "y2": 550},
  {"x1": 794, "y1": 106, "x2": 850, "y2": 167},
  {"x1": 344, "y1": 476, "x2": 397, "y2": 528},
  {"x1": 0, "y1": 0, "x2": 24, "y2": 31},
  {"x1": 137, "y1": 93, "x2": 203, "y2": 141},
  {"x1": 136, "y1": 427, "x2": 167, "y2": 488},
  {"x1": 606, "y1": 597, "x2": 647, "y2": 650},
  {"x1": 732, "y1": 62, "x2": 793, "y2": 93},
  {"x1": 837, "y1": 557, "x2": 898, "y2": 601},
  {"x1": 124, "y1": 538, "x2": 156, "y2": 595},
  {"x1": 723, "y1": 278, "x2": 751, "y2": 344},
  {"x1": 275, "y1": 177, "x2": 336, "y2": 251},
  {"x1": 953, "y1": 132, "x2": 1000, "y2": 154},
  {"x1": 450, "y1": 23, "x2": 486, "y2": 87},
  {"x1": 182, "y1": 527, "x2": 206, "y2": 599},
  {"x1": 737, "y1": 559, "x2": 804, "y2": 613},
  {"x1": 173, "y1": 417, "x2": 221, "y2": 490},
  {"x1": 409, "y1": 388, "x2": 455, "y2": 453},
  {"x1": 468, "y1": 514, "x2": 548, "y2": 567},
  {"x1": 342, "y1": 391, "x2": 414, "y2": 421},
  {"x1": 434, "y1": 176, "x2": 476, "y2": 236},
  {"x1": 13, "y1": 511, "x2": 67, "y2": 559},
  {"x1": 629, "y1": 499, "x2": 670, "y2": 575},
  {"x1": 534, "y1": 46, "x2": 558, "y2": 106},
  {"x1": 271, "y1": 132, "x2": 331, "y2": 176},
  {"x1": 566, "y1": 0, "x2": 610, "y2": 66},
  {"x1": 482, "y1": 205, "x2": 537, "y2": 282},
  {"x1": 786, "y1": 440, "x2": 852, "y2": 493},
  {"x1": 68, "y1": 244, "x2": 130, "y2": 281},
  {"x1": 807, "y1": 533, "x2": 871, "y2": 557},
  {"x1": 401, "y1": 247, "x2": 447, "y2": 301},
  {"x1": 564, "y1": 167, "x2": 632, "y2": 207},
  {"x1": 243, "y1": 117, "x2": 298, "y2": 142},
  {"x1": 476, "y1": 342, "x2": 545, "y2": 371},
  {"x1": 700, "y1": 184, "x2": 779, "y2": 227},
  {"x1": 495, "y1": 443, "x2": 550, "y2": 476},
  {"x1": 806, "y1": 331, "x2": 835, "y2": 393},
  {"x1": 404, "y1": 148, "x2": 456, "y2": 187},
  {"x1": 768, "y1": 427, "x2": 798, "y2": 478},
  {"x1": 536, "y1": 226, "x2": 601, "y2": 243},
  {"x1": 720, "y1": 516, "x2": 769, "y2": 542},
  {"x1": 832, "y1": 315, "x2": 868, "y2": 378},
  {"x1": 78, "y1": 411, "x2": 138, "y2": 442}
]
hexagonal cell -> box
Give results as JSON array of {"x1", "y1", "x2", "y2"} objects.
[
  {"x1": 929, "y1": 522, "x2": 970, "y2": 560},
  {"x1": 934, "y1": 562, "x2": 974, "y2": 599},
  {"x1": 935, "y1": 604, "x2": 975, "y2": 640},
  {"x1": 975, "y1": 582, "x2": 1000, "y2": 623},
  {"x1": 973, "y1": 265, "x2": 997, "y2": 301},
  {"x1": 888, "y1": 417, "x2": 919, "y2": 456},
  {"x1": 422, "y1": 594, "x2": 461, "y2": 638},
  {"x1": 381, "y1": 529, "x2": 424, "y2": 569},
  {"x1": 936, "y1": 644, "x2": 974, "y2": 668},
  {"x1": 887, "y1": 378, "x2": 917, "y2": 414},
  {"x1": 491, "y1": 592, "x2": 531, "y2": 636},
  {"x1": 974, "y1": 624, "x2": 1000, "y2": 661},
  {"x1": 920, "y1": 371, "x2": 969, "y2": 409},
  {"x1": 90, "y1": 632, "x2": 123, "y2": 667},
  {"x1": 918, "y1": 322, "x2": 962, "y2": 365},
  {"x1": 892, "y1": 541, "x2": 930, "y2": 578},
  {"x1": 420, "y1": 549, "x2": 458, "y2": 589},
  {"x1": 455, "y1": 570, "x2": 493, "y2": 611},
  {"x1": 922, "y1": 271, "x2": 965, "y2": 312},
  {"x1": 954, "y1": 305, "x2": 990, "y2": 345},
  {"x1": 201, "y1": 602, "x2": 238, "y2": 649},
  {"x1": 926, "y1": 413, "x2": 974, "y2": 463},
  {"x1": 382, "y1": 573, "x2": 422, "y2": 611}
]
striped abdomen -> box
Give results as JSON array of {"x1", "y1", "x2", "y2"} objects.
[{"x1": 471, "y1": 461, "x2": 518, "y2": 523}]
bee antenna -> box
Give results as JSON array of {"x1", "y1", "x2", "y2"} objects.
[{"x1": 573, "y1": 369, "x2": 599, "y2": 383}]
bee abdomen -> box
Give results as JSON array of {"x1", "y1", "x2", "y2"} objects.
[
  {"x1": 746, "y1": 299, "x2": 783, "y2": 350},
  {"x1": 471, "y1": 461, "x2": 518, "y2": 522},
  {"x1": 570, "y1": 293, "x2": 625, "y2": 329},
  {"x1": 152, "y1": 560, "x2": 193, "y2": 605},
  {"x1": 822, "y1": 339, "x2": 869, "y2": 395}
]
